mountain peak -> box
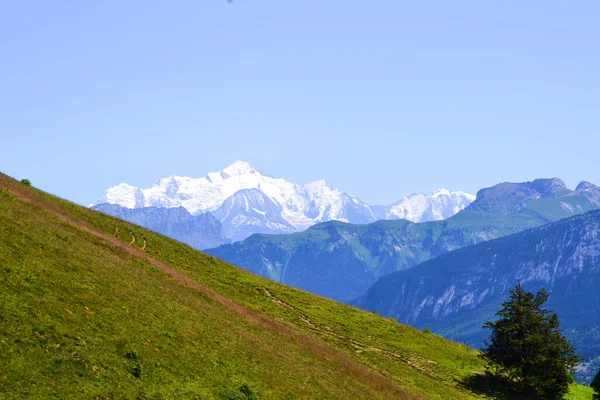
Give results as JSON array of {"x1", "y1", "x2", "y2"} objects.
[
  {"x1": 432, "y1": 188, "x2": 451, "y2": 196},
  {"x1": 95, "y1": 162, "x2": 473, "y2": 237},
  {"x1": 576, "y1": 180, "x2": 598, "y2": 191},
  {"x1": 468, "y1": 177, "x2": 572, "y2": 213},
  {"x1": 157, "y1": 174, "x2": 181, "y2": 185},
  {"x1": 384, "y1": 188, "x2": 475, "y2": 223},
  {"x1": 221, "y1": 161, "x2": 257, "y2": 177},
  {"x1": 305, "y1": 179, "x2": 331, "y2": 189},
  {"x1": 98, "y1": 182, "x2": 145, "y2": 209},
  {"x1": 530, "y1": 177, "x2": 568, "y2": 193}
]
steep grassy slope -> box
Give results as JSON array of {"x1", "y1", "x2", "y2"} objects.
[{"x1": 0, "y1": 174, "x2": 592, "y2": 399}]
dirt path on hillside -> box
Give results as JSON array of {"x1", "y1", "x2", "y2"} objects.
[
  {"x1": 262, "y1": 287, "x2": 442, "y2": 380},
  {"x1": 129, "y1": 233, "x2": 136, "y2": 245},
  {"x1": 1, "y1": 181, "x2": 415, "y2": 399}
]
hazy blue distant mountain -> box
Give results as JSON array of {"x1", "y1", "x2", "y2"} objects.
[
  {"x1": 92, "y1": 203, "x2": 229, "y2": 249},
  {"x1": 466, "y1": 178, "x2": 600, "y2": 216},
  {"x1": 353, "y1": 209, "x2": 600, "y2": 382},
  {"x1": 94, "y1": 161, "x2": 474, "y2": 242},
  {"x1": 207, "y1": 211, "x2": 544, "y2": 302},
  {"x1": 208, "y1": 178, "x2": 600, "y2": 302}
]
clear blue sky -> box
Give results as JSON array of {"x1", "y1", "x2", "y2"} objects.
[{"x1": 2, "y1": 1, "x2": 599, "y2": 206}]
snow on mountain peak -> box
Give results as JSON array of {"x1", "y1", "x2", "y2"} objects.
[
  {"x1": 386, "y1": 189, "x2": 475, "y2": 223},
  {"x1": 221, "y1": 160, "x2": 257, "y2": 177},
  {"x1": 157, "y1": 174, "x2": 180, "y2": 186},
  {"x1": 432, "y1": 188, "x2": 451, "y2": 196},
  {"x1": 304, "y1": 179, "x2": 331, "y2": 190},
  {"x1": 95, "y1": 163, "x2": 475, "y2": 240},
  {"x1": 98, "y1": 183, "x2": 145, "y2": 209}
]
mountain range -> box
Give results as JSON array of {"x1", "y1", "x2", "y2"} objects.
[
  {"x1": 353, "y1": 208, "x2": 600, "y2": 382},
  {"x1": 4, "y1": 171, "x2": 522, "y2": 399},
  {"x1": 208, "y1": 178, "x2": 600, "y2": 302},
  {"x1": 94, "y1": 161, "x2": 475, "y2": 244},
  {"x1": 92, "y1": 165, "x2": 600, "y2": 379},
  {"x1": 6, "y1": 170, "x2": 600, "y2": 391}
]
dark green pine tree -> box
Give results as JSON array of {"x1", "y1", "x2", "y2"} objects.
[
  {"x1": 482, "y1": 283, "x2": 580, "y2": 399},
  {"x1": 592, "y1": 369, "x2": 600, "y2": 400}
]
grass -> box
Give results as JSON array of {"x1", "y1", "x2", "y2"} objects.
[
  {"x1": 568, "y1": 384, "x2": 595, "y2": 399},
  {"x1": 0, "y1": 173, "x2": 592, "y2": 399}
]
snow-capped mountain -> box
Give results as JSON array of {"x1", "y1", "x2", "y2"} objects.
[
  {"x1": 95, "y1": 161, "x2": 474, "y2": 242},
  {"x1": 374, "y1": 188, "x2": 476, "y2": 223},
  {"x1": 212, "y1": 188, "x2": 296, "y2": 242}
]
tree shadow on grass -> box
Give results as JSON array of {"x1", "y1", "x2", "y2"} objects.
[{"x1": 460, "y1": 371, "x2": 522, "y2": 399}]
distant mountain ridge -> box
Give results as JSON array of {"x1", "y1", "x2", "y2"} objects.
[
  {"x1": 95, "y1": 161, "x2": 474, "y2": 242},
  {"x1": 208, "y1": 177, "x2": 600, "y2": 302},
  {"x1": 374, "y1": 188, "x2": 475, "y2": 222},
  {"x1": 466, "y1": 177, "x2": 596, "y2": 214},
  {"x1": 353, "y1": 208, "x2": 600, "y2": 382},
  {"x1": 92, "y1": 203, "x2": 229, "y2": 249}
]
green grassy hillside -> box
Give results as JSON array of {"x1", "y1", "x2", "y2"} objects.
[{"x1": 0, "y1": 174, "x2": 592, "y2": 399}]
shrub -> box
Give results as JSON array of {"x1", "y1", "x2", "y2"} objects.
[
  {"x1": 131, "y1": 360, "x2": 142, "y2": 378},
  {"x1": 423, "y1": 328, "x2": 432, "y2": 334},
  {"x1": 125, "y1": 349, "x2": 138, "y2": 360},
  {"x1": 0, "y1": 188, "x2": 13, "y2": 199},
  {"x1": 20, "y1": 179, "x2": 31, "y2": 186},
  {"x1": 124, "y1": 349, "x2": 142, "y2": 378},
  {"x1": 219, "y1": 384, "x2": 259, "y2": 400}
]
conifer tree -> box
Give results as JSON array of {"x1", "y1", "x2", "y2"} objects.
[
  {"x1": 482, "y1": 283, "x2": 580, "y2": 399},
  {"x1": 591, "y1": 369, "x2": 600, "y2": 400}
]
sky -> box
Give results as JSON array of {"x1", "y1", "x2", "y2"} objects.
[{"x1": 1, "y1": 1, "x2": 599, "y2": 206}]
